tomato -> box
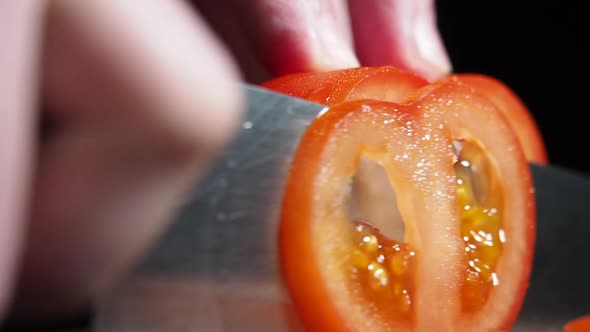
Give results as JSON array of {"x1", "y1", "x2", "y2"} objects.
[
  {"x1": 564, "y1": 315, "x2": 590, "y2": 332},
  {"x1": 263, "y1": 67, "x2": 536, "y2": 331},
  {"x1": 262, "y1": 66, "x2": 429, "y2": 105},
  {"x1": 262, "y1": 67, "x2": 547, "y2": 165}
]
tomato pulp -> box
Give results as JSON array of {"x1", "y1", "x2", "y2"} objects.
[{"x1": 263, "y1": 67, "x2": 542, "y2": 331}]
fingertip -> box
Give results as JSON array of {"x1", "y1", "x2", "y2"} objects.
[
  {"x1": 409, "y1": 3, "x2": 453, "y2": 81},
  {"x1": 349, "y1": 0, "x2": 452, "y2": 82},
  {"x1": 254, "y1": 0, "x2": 359, "y2": 75}
]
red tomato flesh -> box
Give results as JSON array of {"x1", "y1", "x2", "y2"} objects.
[{"x1": 264, "y1": 67, "x2": 537, "y2": 331}]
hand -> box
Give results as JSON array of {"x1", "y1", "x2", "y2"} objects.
[
  {"x1": 192, "y1": 0, "x2": 451, "y2": 82},
  {"x1": 0, "y1": 0, "x2": 450, "y2": 327}
]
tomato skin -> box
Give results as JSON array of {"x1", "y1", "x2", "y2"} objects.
[
  {"x1": 564, "y1": 315, "x2": 590, "y2": 332},
  {"x1": 261, "y1": 66, "x2": 429, "y2": 105},
  {"x1": 263, "y1": 67, "x2": 548, "y2": 165},
  {"x1": 277, "y1": 102, "x2": 351, "y2": 332},
  {"x1": 450, "y1": 74, "x2": 548, "y2": 165},
  {"x1": 266, "y1": 66, "x2": 537, "y2": 331}
]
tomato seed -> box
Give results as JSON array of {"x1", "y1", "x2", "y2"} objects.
[{"x1": 455, "y1": 139, "x2": 504, "y2": 313}]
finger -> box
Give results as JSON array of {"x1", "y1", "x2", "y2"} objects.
[
  {"x1": 8, "y1": 0, "x2": 242, "y2": 324},
  {"x1": 348, "y1": 0, "x2": 452, "y2": 81},
  {"x1": 190, "y1": 0, "x2": 273, "y2": 83},
  {"x1": 0, "y1": 0, "x2": 44, "y2": 319},
  {"x1": 193, "y1": 0, "x2": 359, "y2": 80},
  {"x1": 248, "y1": 0, "x2": 360, "y2": 75}
]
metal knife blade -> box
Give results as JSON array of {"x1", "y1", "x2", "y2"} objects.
[
  {"x1": 91, "y1": 85, "x2": 590, "y2": 332},
  {"x1": 515, "y1": 164, "x2": 590, "y2": 331},
  {"x1": 93, "y1": 84, "x2": 325, "y2": 332},
  {"x1": 133, "y1": 84, "x2": 326, "y2": 277}
]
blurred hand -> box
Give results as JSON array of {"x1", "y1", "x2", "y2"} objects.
[
  {"x1": 193, "y1": 0, "x2": 451, "y2": 82},
  {"x1": 0, "y1": 0, "x2": 450, "y2": 327}
]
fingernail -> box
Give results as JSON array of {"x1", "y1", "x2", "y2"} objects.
[
  {"x1": 410, "y1": 2, "x2": 453, "y2": 81},
  {"x1": 257, "y1": 0, "x2": 358, "y2": 75},
  {"x1": 306, "y1": 0, "x2": 360, "y2": 70}
]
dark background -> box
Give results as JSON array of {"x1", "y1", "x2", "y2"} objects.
[
  {"x1": 436, "y1": 4, "x2": 590, "y2": 326},
  {"x1": 437, "y1": 1, "x2": 588, "y2": 174}
]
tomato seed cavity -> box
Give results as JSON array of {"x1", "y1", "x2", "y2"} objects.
[
  {"x1": 455, "y1": 139, "x2": 504, "y2": 313},
  {"x1": 350, "y1": 221, "x2": 415, "y2": 319},
  {"x1": 349, "y1": 139, "x2": 504, "y2": 317}
]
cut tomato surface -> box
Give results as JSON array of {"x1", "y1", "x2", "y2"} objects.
[{"x1": 264, "y1": 67, "x2": 537, "y2": 331}]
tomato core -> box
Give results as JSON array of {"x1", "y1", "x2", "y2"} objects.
[{"x1": 455, "y1": 140, "x2": 504, "y2": 313}]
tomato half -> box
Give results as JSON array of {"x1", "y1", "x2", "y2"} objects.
[{"x1": 264, "y1": 67, "x2": 536, "y2": 331}]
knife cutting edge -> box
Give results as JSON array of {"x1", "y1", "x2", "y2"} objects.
[{"x1": 89, "y1": 85, "x2": 590, "y2": 332}]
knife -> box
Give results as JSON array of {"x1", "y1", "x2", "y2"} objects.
[{"x1": 83, "y1": 85, "x2": 590, "y2": 331}]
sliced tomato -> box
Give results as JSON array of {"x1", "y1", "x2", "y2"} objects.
[
  {"x1": 564, "y1": 315, "x2": 590, "y2": 332},
  {"x1": 264, "y1": 68, "x2": 536, "y2": 331},
  {"x1": 262, "y1": 66, "x2": 429, "y2": 105},
  {"x1": 262, "y1": 67, "x2": 548, "y2": 165}
]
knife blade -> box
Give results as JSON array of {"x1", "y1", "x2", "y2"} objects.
[
  {"x1": 94, "y1": 84, "x2": 325, "y2": 332},
  {"x1": 90, "y1": 84, "x2": 590, "y2": 332}
]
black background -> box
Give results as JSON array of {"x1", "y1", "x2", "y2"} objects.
[{"x1": 437, "y1": 1, "x2": 588, "y2": 174}]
